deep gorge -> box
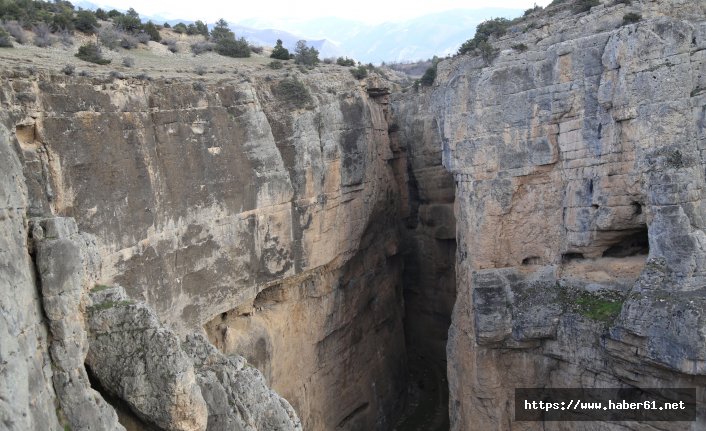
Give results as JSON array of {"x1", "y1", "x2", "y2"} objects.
[{"x1": 2, "y1": 0, "x2": 706, "y2": 430}]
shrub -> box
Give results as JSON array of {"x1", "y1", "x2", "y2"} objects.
[
  {"x1": 350, "y1": 65, "x2": 367, "y2": 79},
  {"x1": 458, "y1": 18, "x2": 509, "y2": 55},
  {"x1": 164, "y1": 39, "x2": 178, "y2": 53},
  {"x1": 216, "y1": 37, "x2": 250, "y2": 58},
  {"x1": 75, "y1": 42, "x2": 111, "y2": 64},
  {"x1": 58, "y1": 30, "x2": 73, "y2": 47},
  {"x1": 622, "y1": 12, "x2": 641, "y2": 24},
  {"x1": 195, "y1": 66, "x2": 206, "y2": 75},
  {"x1": 193, "y1": 20, "x2": 209, "y2": 37},
  {"x1": 512, "y1": 43, "x2": 528, "y2": 52},
  {"x1": 5, "y1": 21, "x2": 27, "y2": 44},
  {"x1": 122, "y1": 56, "x2": 134, "y2": 67},
  {"x1": 99, "y1": 27, "x2": 121, "y2": 50},
  {"x1": 274, "y1": 78, "x2": 312, "y2": 108},
  {"x1": 62, "y1": 64, "x2": 74, "y2": 75},
  {"x1": 210, "y1": 18, "x2": 233, "y2": 42},
  {"x1": 294, "y1": 40, "x2": 319, "y2": 66},
  {"x1": 75, "y1": 10, "x2": 98, "y2": 34},
  {"x1": 268, "y1": 60, "x2": 283, "y2": 69},
  {"x1": 524, "y1": 5, "x2": 543, "y2": 16},
  {"x1": 250, "y1": 45, "x2": 263, "y2": 54},
  {"x1": 0, "y1": 27, "x2": 13, "y2": 47},
  {"x1": 135, "y1": 72, "x2": 150, "y2": 80},
  {"x1": 270, "y1": 39, "x2": 290, "y2": 60},
  {"x1": 478, "y1": 40, "x2": 499, "y2": 64},
  {"x1": 107, "y1": 9, "x2": 123, "y2": 19},
  {"x1": 113, "y1": 8, "x2": 141, "y2": 32},
  {"x1": 573, "y1": 0, "x2": 600, "y2": 14},
  {"x1": 322, "y1": 57, "x2": 333, "y2": 64},
  {"x1": 336, "y1": 56, "x2": 355, "y2": 66},
  {"x1": 120, "y1": 34, "x2": 138, "y2": 49},
  {"x1": 191, "y1": 41, "x2": 214, "y2": 54},
  {"x1": 172, "y1": 23, "x2": 187, "y2": 34},
  {"x1": 143, "y1": 21, "x2": 160, "y2": 42},
  {"x1": 33, "y1": 23, "x2": 53, "y2": 47},
  {"x1": 420, "y1": 64, "x2": 436, "y2": 86},
  {"x1": 51, "y1": 10, "x2": 75, "y2": 32},
  {"x1": 136, "y1": 32, "x2": 150, "y2": 44},
  {"x1": 95, "y1": 8, "x2": 109, "y2": 21}
]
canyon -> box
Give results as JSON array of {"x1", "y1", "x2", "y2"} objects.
[{"x1": 1, "y1": 0, "x2": 706, "y2": 430}]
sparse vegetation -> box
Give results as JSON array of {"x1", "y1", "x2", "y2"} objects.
[
  {"x1": 113, "y1": 7, "x2": 141, "y2": 32},
  {"x1": 458, "y1": 17, "x2": 510, "y2": 55},
  {"x1": 574, "y1": 293, "x2": 623, "y2": 322},
  {"x1": 210, "y1": 18, "x2": 250, "y2": 58},
  {"x1": 120, "y1": 34, "x2": 138, "y2": 50},
  {"x1": 58, "y1": 29, "x2": 72, "y2": 46},
  {"x1": 0, "y1": 26, "x2": 12, "y2": 47},
  {"x1": 4, "y1": 21, "x2": 26, "y2": 44},
  {"x1": 350, "y1": 65, "x2": 367, "y2": 79},
  {"x1": 270, "y1": 38, "x2": 290, "y2": 60},
  {"x1": 75, "y1": 42, "x2": 111, "y2": 65},
  {"x1": 294, "y1": 40, "x2": 319, "y2": 66},
  {"x1": 74, "y1": 10, "x2": 98, "y2": 34},
  {"x1": 91, "y1": 284, "x2": 111, "y2": 292},
  {"x1": 122, "y1": 56, "x2": 134, "y2": 67},
  {"x1": 98, "y1": 27, "x2": 121, "y2": 50},
  {"x1": 336, "y1": 56, "x2": 355, "y2": 66},
  {"x1": 216, "y1": 37, "x2": 250, "y2": 57},
  {"x1": 478, "y1": 40, "x2": 499, "y2": 64},
  {"x1": 191, "y1": 41, "x2": 214, "y2": 55},
  {"x1": 268, "y1": 60, "x2": 283, "y2": 69},
  {"x1": 420, "y1": 61, "x2": 437, "y2": 86},
  {"x1": 163, "y1": 39, "x2": 178, "y2": 53},
  {"x1": 622, "y1": 12, "x2": 641, "y2": 24},
  {"x1": 524, "y1": 5, "x2": 543, "y2": 16},
  {"x1": 573, "y1": 0, "x2": 600, "y2": 14},
  {"x1": 32, "y1": 22, "x2": 53, "y2": 47},
  {"x1": 274, "y1": 78, "x2": 312, "y2": 108}
]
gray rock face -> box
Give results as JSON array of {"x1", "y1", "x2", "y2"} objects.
[
  {"x1": 182, "y1": 334, "x2": 302, "y2": 431},
  {"x1": 0, "y1": 119, "x2": 61, "y2": 431},
  {"x1": 86, "y1": 285, "x2": 208, "y2": 431},
  {"x1": 32, "y1": 217, "x2": 124, "y2": 431},
  {"x1": 424, "y1": 0, "x2": 706, "y2": 429},
  {"x1": 1, "y1": 65, "x2": 406, "y2": 430}
]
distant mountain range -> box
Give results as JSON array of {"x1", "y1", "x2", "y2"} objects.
[{"x1": 75, "y1": 2, "x2": 523, "y2": 63}]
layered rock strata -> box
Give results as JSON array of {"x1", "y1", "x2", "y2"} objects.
[
  {"x1": 426, "y1": 0, "x2": 706, "y2": 429},
  {"x1": 1, "y1": 66, "x2": 407, "y2": 430}
]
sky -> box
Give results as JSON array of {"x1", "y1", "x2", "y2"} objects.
[{"x1": 81, "y1": 0, "x2": 554, "y2": 25}]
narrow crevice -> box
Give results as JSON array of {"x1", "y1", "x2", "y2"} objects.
[{"x1": 85, "y1": 365, "x2": 161, "y2": 431}]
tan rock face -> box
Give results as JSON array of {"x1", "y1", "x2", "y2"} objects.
[
  {"x1": 427, "y1": 0, "x2": 706, "y2": 429},
  {"x1": 1, "y1": 68, "x2": 407, "y2": 430}
]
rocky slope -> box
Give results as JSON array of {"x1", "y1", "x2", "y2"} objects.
[{"x1": 420, "y1": 0, "x2": 706, "y2": 429}]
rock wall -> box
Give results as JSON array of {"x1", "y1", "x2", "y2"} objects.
[
  {"x1": 428, "y1": 0, "x2": 706, "y2": 429},
  {"x1": 0, "y1": 67, "x2": 407, "y2": 430}
]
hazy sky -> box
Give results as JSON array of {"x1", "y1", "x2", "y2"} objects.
[{"x1": 84, "y1": 0, "x2": 553, "y2": 24}]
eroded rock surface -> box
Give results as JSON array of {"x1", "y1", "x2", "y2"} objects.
[
  {"x1": 425, "y1": 0, "x2": 706, "y2": 429},
  {"x1": 1, "y1": 65, "x2": 407, "y2": 430}
]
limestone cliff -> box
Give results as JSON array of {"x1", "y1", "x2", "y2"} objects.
[
  {"x1": 0, "y1": 65, "x2": 407, "y2": 430},
  {"x1": 421, "y1": 0, "x2": 706, "y2": 429}
]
